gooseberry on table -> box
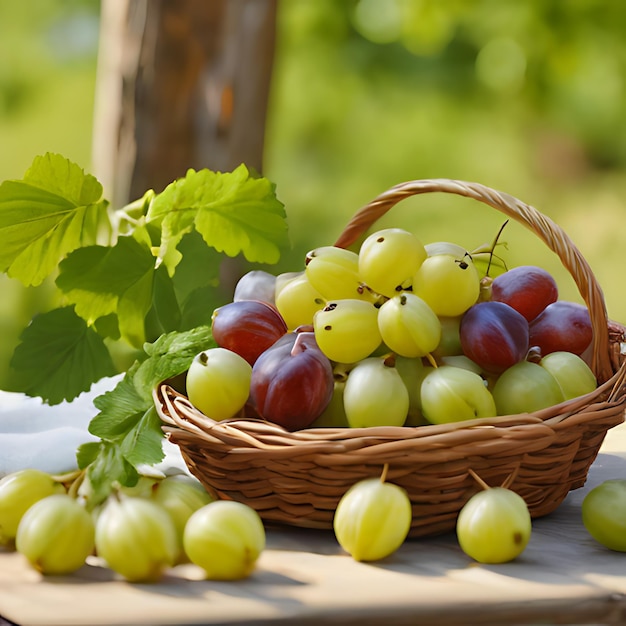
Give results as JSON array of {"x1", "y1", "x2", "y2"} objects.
[
  {"x1": 333, "y1": 464, "x2": 412, "y2": 562},
  {"x1": 581, "y1": 479, "x2": 626, "y2": 552},
  {"x1": 456, "y1": 470, "x2": 532, "y2": 564}
]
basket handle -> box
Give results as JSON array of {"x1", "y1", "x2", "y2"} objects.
[{"x1": 333, "y1": 178, "x2": 613, "y2": 384}]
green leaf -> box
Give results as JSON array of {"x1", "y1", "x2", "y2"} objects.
[
  {"x1": 152, "y1": 264, "x2": 182, "y2": 333},
  {"x1": 180, "y1": 285, "x2": 226, "y2": 331},
  {"x1": 76, "y1": 441, "x2": 101, "y2": 470},
  {"x1": 6, "y1": 306, "x2": 117, "y2": 404},
  {"x1": 84, "y1": 441, "x2": 140, "y2": 508},
  {"x1": 147, "y1": 164, "x2": 289, "y2": 275},
  {"x1": 93, "y1": 313, "x2": 121, "y2": 341},
  {"x1": 0, "y1": 153, "x2": 110, "y2": 286},
  {"x1": 119, "y1": 406, "x2": 166, "y2": 468},
  {"x1": 23, "y1": 153, "x2": 104, "y2": 204},
  {"x1": 169, "y1": 231, "x2": 225, "y2": 331},
  {"x1": 83, "y1": 326, "x2": 214, "y2": 475},
  {"x1": 172, "y1": 230, "x2": 222, "y2": 302},
  {"x1": 56, "y1": 236, "x2": 156, "y2": 347},
  {"x1": 472, "y1": 252, "x2": 509, "y2": 278},
  {"x1": 134, "y1": 325, "x2": 214, "y2": 402},
  {"x1": 89, "y1": 372, "x2": 146, "y2": 439}
]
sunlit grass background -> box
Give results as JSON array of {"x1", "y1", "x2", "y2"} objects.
[{"x1": 1, "y1": 0, "x2": 626, "y2": 385}]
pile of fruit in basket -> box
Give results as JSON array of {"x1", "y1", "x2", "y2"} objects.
[{"x1": 188, "y1": 227, "x2": 598, "y2": 432}]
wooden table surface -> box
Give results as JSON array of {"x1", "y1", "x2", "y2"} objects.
[{"x1": 1, "y1": 423, "x2": 626, "y2": 626}]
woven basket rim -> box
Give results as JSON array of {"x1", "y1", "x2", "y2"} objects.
[{"x1": 156, "y1": 358, "x2": 626, "y2": 442}]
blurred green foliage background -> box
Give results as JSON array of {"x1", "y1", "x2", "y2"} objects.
[{"x1": 1, "y1": 0, "x2": 626, "y2": 385}]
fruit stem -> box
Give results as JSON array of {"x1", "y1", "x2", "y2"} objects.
[
  {"x1": 380, "y1": 463, "x2": 390, "y2": 484},
  {"x1": 468, "y1": 468, "x2": 491, "y2": 491},
  {"x1": 478, "y1": 276, "x2": 493, "y2": 302},
  {"x1": 501, "y1": 465, "x2": 520, "y2": 490},
  {"x1": 424, "y1": 352, "x2": 438, "y2": 369},
  {"x1": 484, "y1": 220, "x2": 509, "y2": 277},
  {"x1": 291, "y1": 331, "x2": 311, "y2": 355},
  {"x1": 383, "y1": 354, "x2": 396, "y2": 368},
  {"x1": 333, "y1": 362, "x2": 352, "y2": 382},
  {"x1": 66, "y1": 470, "x2": 86, "y2": 499},
  {"x1": 295, "y1": 324, "x2": 314, "y2": 333},
  {"x1": 526, "y1": 346, "x2": 543, "y2": 364},
  {"x1": 50, "y1": 468, "x2": 83, "y2": 485}
]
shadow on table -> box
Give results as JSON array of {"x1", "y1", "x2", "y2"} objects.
[{"x1": 34, "y1": 555, "x2": 311, "y2": 602}]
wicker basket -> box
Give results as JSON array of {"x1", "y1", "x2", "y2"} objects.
[{"x1": 155, "y1": 179, "x2": 626, "y2": 538}]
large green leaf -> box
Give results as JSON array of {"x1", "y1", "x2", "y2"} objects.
[
  {"x1": 133, "y1": 325, "x2": 214, "y2": 401},
  {"x1": 78, "y1": 326, "x2": 214, "y2": 505},
  {"x1": 178, "y1": 286, "x2": 226, "y2": 331},
  {"x1": 147, "y1": 164, "x2": 289, "y2": 275},
  {"x1": 89, "y1": 373, "x2": 147, "y2": 439},
  {"x1": 171, "y1": 230, "x2": 222, "y2": 302},
  {"x1": 151, "y1": 264, "x2": 182, "y2": 334},
  {"x1": 0, "y1": 153, "x2": 109, "y2": 286},
  {"x1": 119, "y1": 406, "x2": 166, "y2": 468},
  {"x1": 56, "y1": 236, "x2": 156, "y2": 347},
  {"x1": 6, "y1": 306, "x2": 117, "y2": 404}
]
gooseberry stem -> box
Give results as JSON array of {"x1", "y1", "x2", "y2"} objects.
[
  {"x1": 380, "y1": 463, "x2": 390, "y2": 484},
  {"x1": 501, "y1": 466, "x2": 520, "y2": 490},
  {"x1": 487, "y1": 221, "x2": 508, "y2": 275},
  {"x1": 383, "y1": 354, "x2": 396, "y2": 368},
  {"x1": 50, "y1": 468, "x2": 83, "y2": 485},
  {"x1": 67, "y1": 470, "x2": 86, "y2": 499},
  {"x1": 424, "y1": 352, "x2": 438, "y2": 369},
  {"x1": 468, "y1": 466, "x2": 520, "y2": 491},
  {"x1": 468, "y1": 468, "x2": 491, "y2": 491},
  {"x1": 333, "y1": 362, "x2": 351, "y2": 382}
]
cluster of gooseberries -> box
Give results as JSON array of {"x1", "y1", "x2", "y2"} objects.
[
  {"x1": 187, "y1": 227, "x2": 597, "y2": 432},
  {"x1": 332, "y1": 466, "x2": 532, "y2": 565},
  {"x1": 0, "y1": 468, "x2": 264, "y2": 582}
]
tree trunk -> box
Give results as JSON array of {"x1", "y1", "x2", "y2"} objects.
[{"x1": 92, "y1": 0, "x2": 277, "y2": 208}]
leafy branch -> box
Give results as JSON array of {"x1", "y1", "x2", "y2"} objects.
[
  {"x1": 0, "y1": 154, "x2": 290, "y2": 505},
  {"x1": 0, "y1": 153, "x2": 289, "y2": 404},
  {"x1": 75, "y1": 325, "x2": 215, "y2": 508}
]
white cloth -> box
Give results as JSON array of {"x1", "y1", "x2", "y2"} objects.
[{"x1": 0, "y1": 375, "x2": 188, "y2": 478}]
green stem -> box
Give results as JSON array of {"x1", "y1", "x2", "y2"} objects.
[
  {"x1": 50, "y1": 468, "x2": 82, "y2": 484},
  {"x1": 66, "y1": 470, "x2": 86, "y2": 499}
]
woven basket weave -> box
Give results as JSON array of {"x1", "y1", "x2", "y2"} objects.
[{"x1": 155, "y1": 179, "x2": 626, "y2": 538}]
